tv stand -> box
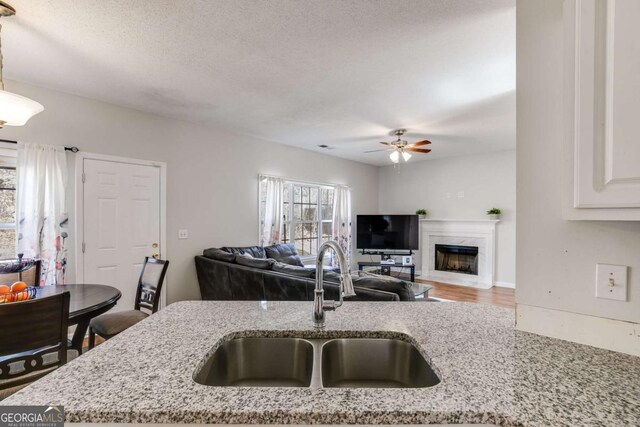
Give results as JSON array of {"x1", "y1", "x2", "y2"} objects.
[{"x1": 357, "y1": 261, "x2": 415, "y2": 282}]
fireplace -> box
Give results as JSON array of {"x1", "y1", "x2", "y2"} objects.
[{"x1": 434, "y1": 244, "x2": 479, "y2": 276}]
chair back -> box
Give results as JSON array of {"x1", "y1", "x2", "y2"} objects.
[
  {"x1": 0, "y1": 260, "x2": 41, "y2": 287},
  {"x1": 0, "y1": 292, "x2": 70, "y2": 390},
  {"x1": 134, "y1": 257, "x2": 169, "y2": 313}
]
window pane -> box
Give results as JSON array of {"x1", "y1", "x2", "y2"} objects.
[
  {"x1": 0, "y1": 189, "x2": 15, "y2": 223},
  {"x1": 322, "y1": 222, "x2": 332, "y2": 243},
  {"x1": 0, "y1": 229, "x2": 15, "y2": 259},
  {"x1": 0, "y1": 168, "x2": 16, "y2": 189},
  {"x1": 294, "y1": 203, "x2": 302, "y2": 221},
  {"x1": 309, "y1": 187, "x2": 318, "y2": 204},
  {"x1": 303, "y1": 206, "x2": 317, "y2": 222},
  {"x1": 294, "y1": 185, "x2": 301, "y2": 203}
]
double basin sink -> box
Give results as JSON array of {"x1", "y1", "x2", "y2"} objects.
[{"x1": 194, "y1": 336, "x2": 440, "y2": 389}]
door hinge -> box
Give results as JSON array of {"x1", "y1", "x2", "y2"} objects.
[
  {"x1": 82, "y1": 172, "x2": 86, "y2": 183},
  {"x1": 82, "y1": 242, "x2": 85, "y2": 253}
]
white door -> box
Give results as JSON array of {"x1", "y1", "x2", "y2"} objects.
[{"x1": 82, "y1": 158, "x2": 162, "y2": 312}]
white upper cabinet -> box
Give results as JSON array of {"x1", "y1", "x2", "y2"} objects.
[{"x1": 564, "y1": 0, "x2": 640, "y2": 220}]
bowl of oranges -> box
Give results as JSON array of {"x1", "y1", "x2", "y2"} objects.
[{"x1": 0, "y1": 282, "x2": 37, "y2": 303}]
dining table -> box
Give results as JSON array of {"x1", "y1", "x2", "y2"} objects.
[{"x1": 35, "y1": 284, "x2": 122, "y2": 354}]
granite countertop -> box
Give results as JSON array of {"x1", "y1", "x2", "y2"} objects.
[{"x1": 2, "y1": 301, "x2": 639, "y2": 426}]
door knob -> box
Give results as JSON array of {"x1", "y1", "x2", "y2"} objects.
[
  {"x1": 152, "y1": 243, "x2": 158, "y2": 248},
  {"x1": 151, "y1": 253, "x2": 160, "y2": 259}
]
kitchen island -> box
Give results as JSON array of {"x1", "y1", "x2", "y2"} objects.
[{"x1": 2, "y1": 301, "x2": 639, "y2": 426}]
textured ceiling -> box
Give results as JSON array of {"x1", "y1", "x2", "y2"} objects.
[{"x1": 2, "y1": 0, "x2": 515, "y2": 165}]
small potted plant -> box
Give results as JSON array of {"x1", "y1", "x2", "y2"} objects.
[
  {"x1": 416, "y1": 209, "x2": 429, "y2": 220},
  {"x1": 486, "y1": 208, "x2": 501, "y2": 220}
]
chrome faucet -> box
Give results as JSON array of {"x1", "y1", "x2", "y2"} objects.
[{"x1": 313, "y1": 241, "x2": 356, "y2": 328}]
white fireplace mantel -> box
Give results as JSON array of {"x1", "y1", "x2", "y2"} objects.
[{"x1": 420, "y1": 219, "x2": 499, "y2": 289}]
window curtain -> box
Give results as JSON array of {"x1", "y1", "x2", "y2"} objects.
[
  {"x1": 16, "y1": 142, "x2": 68, "y2": 286},
  {"x1": 331, "y1": 185, "x2": 352, "y2": 269},
  {"x1": 260, "y1": 176, "x2": 285, "y2": 246}
]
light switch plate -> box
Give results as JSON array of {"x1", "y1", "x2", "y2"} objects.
[
  {"x1": 178, "y1": 229, "x2": 188, "y2": 239},
  {"x1": 595, "y1": 263, "x2": 628, "y2": 301}
]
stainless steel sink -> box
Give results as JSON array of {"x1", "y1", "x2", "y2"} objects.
[
  {"x1": 194, "y1": 335, "x2": 440, "y2": 389},
  {"x1": 194, "y1": 337, "x2": 314, "y2": 387},
  {"x1": 321, "y1": 338, "x2": 440, "y2": 388}
]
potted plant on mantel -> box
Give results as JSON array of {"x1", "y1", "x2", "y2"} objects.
[
  {"x1": 416, "y1": 209, "x2": 429, "y2": 220},
  {"x1": 486, "y1": 208, "x2": 501, "y2": 220}
]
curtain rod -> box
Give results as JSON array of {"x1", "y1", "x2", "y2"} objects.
[
  {"x1": 0, "y1": 139, "x2": 79, "y2": 153},
  {"x1": 259, "y1": 173, "x2": 350, "y2": 189}
]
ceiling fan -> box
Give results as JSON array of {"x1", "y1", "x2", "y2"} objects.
[{"x1": 365, "y1": 129, "x2": 431, "y2": 163}]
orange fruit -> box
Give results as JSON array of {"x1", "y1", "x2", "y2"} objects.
[
  {"x1": 0, "y1": 285, "x2": 10, "y2": 295},
  {"x1": 11, "y1": 282, "x2": 27, "y2": 292},
  {"x1": 16, "y1": 291, "x2": 29, "y2": 301}
]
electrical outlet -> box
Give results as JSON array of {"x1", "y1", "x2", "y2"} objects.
[
  {"x1": 178, "y1": 229, "x2": 189, "y2": 239},
  {"x1": 595, "y1": 263, "x2": 628, "y2": 301}
]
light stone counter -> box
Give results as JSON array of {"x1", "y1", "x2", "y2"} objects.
[{"x1": 2, "y1": 301, "x2": 639, "y2": 426}]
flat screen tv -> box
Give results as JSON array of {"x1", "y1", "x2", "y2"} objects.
[{"x1": 356, "y1": 214, "x2": 419, "y2": 251}]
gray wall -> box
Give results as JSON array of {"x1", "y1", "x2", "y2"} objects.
[
  {"x1": 0, "y1": 80, "x2": 379, "y2": 304},
  {"x1": 516, "y1": 0, "x2": 640, "y2": 323},
  {"x1": 377, "y1": 150, "x2": 516, "y2": 285}
]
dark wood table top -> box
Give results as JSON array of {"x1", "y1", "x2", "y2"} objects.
[{"x1": 35, "y1": 284, "x2": 122, "y2": 324}]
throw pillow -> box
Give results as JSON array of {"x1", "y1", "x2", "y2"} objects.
[
  {"x1": 264, "y1": 243, "x2": 305, "y2": 267},
  {"x1": 202, "y1": 248, "x2": 236, "y2": 263},
  {"x1": 220, "y1": 246, "x2": 267, "y2": 258}
]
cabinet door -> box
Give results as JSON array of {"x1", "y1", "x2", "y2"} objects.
[{"x1": 567, "y1": 0, "x2": 640, "y2": 211}]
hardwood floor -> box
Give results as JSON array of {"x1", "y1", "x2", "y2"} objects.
[{"x1": 417, "y1": 278, "x2": 515, "y2": 309}]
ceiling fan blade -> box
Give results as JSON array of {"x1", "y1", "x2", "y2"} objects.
[
  {"x1": 379, "y1": 141, "x2": 393, "y2": 146},
  {"x1": 406, "y1": 148, "x2": 431, "y2": 154},
  {"x1": 408, "y1": 140, "x2": 432, "y2": 147},
  {"x1": 364, "y1": 149, "x2": 391, "y2": 153}
]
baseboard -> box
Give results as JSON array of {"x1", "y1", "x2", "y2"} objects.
[
  {"x1": 516, "y1": 304, "x2": 640, "y2": 356},
  {"x1": 494, "y1": 281, "x2": 515, "y2": 289}
]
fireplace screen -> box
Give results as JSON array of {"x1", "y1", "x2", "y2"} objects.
[{"x1": 434, "y1": 244, "x2": 479, "y2": 275}]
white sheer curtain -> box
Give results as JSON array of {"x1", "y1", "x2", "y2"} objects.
[
  {"x1": 331, "y1": 185, "x2": 352, "y2": 268},
  {"x1": 16, "y1": 142, "x2": 68, "y2": 286},
  {"x1": 260, "y1": 176, "x2": 285, "y2": 246}
]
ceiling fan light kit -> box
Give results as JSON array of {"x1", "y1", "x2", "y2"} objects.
[
  {"x1": 0, "y1": 1, "x2": 44, "y2": 127},
  {"x1": 368, "y1": 129, "x2": 432, "y2": 164}
]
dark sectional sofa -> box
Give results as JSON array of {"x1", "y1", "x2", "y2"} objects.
[{"x1": 195, "y1": 243, "x2": 415, "y2": 302}]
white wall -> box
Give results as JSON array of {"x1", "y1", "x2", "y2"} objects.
[
  {"x1": 377, "y1": 150, "x2": 516, "y2": 286},
  {"x1": 0, "y1": 80, "x2": 379, "y2": 304},
  {"x1": 516, "y1": 0, "x2": 640, "y2": 339}
]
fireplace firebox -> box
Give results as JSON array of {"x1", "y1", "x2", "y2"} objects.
[{"x1": 434, "y1": 244, "x2": 479, "y2": 276}]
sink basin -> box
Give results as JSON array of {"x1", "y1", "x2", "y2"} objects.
[
  {"x1": 321, "y1": 338, "x2": 440, "y2": 388},
  {"x1": 194, "y1": 335, "x2": 440, "y2": 389},
  {"x1": 194, "y1": 337, "x2": 314, "y2": 387}
]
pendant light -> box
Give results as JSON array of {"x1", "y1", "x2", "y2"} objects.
[
  {"x1": 0, "y1": 2, "x2": 43, "y2": 127},
  {"x1": 402, "y1": 151, "x2": 411, "y2": 162}
]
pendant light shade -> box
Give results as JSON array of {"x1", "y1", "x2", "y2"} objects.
[
  {"x1": 389, "y1": 150, "x2": 400, "y2": 163},
  {"x1": 402, "y1": 151, "x2": 412, "y2": 162},
  {"x1": 0, "y1": 2, "x2": 44, "y2": 127},
  {"x1": 0, "y1": 89, "x2": 44, "y2": 126}
]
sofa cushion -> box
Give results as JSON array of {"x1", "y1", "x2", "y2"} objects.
[
  {"x1": 323, "y1": 271, "x2": 414, "y2": 301},
  {"x1": 203, "y1": 248, "x2": 236, "y2": 263},
  {"x1": 264, "y1": 243, "x2": 305, "y2": 267},
  {"x1": 272, "y1": 262, "x2": 316, "y2": 278},
  {"x1": 221, "y1": 246, "x2": 266, "y2": 259},
  {"x1": 234, "y1": 254, "x2": 275, "y2": 270}
]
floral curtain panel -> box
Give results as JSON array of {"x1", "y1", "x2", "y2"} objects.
[
  {"x1": 331, "y1": 185, "x2": 352, "y2": 269},
  {"x1": 260, "y1": 176, "x2": 285, "y2": 246},
  {"x1": 16, "y1": 142, "x2": 68, "y2": 286}
]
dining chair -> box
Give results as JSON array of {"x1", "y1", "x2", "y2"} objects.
[
  {"x1": 88, "y1": 257, "x2": 169, "y2": 349},
  {"x1": 0, "y1": 292, "x2": 72, "y2": 400}
]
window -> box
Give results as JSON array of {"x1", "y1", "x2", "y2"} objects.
[
  {"x1": 259, "y1": 179, "x2": 334, "y2": 258},
  {"x1": 0, "y1": 167, "x2": 16, "y2": 259}
]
